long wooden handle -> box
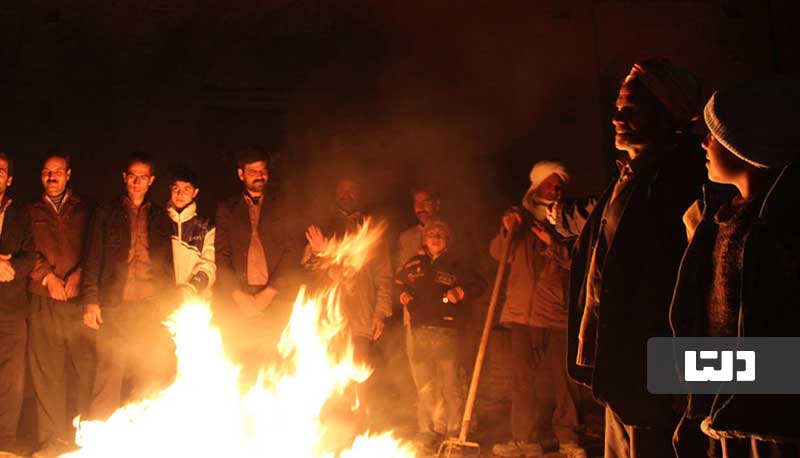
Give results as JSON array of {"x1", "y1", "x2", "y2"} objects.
[{"x1": 458, "y1": 225, "x2": 515, "y2": 442}]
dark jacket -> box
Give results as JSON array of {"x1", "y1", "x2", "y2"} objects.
[
  {"x1": 28, "y1": 191, "x2": 91, "y2": 298},
  {"x1": 0, "y1": 197, "x2": 36, "y2": 318},
  {"x1": 562, "y1": 144, "x2": 705, "y2": 426},
  {"x1": 214, "y1": 192, "x2": 300, "y2": 301},
  {"x1": 302, "y1": 209, "x2": 393, "y2": 339},
  {"x1": 671, "y1": 166, "x2": 800, "y2": 442},
  {"x1": 80, "y1": 195, "x2": 174, "y2": 308},
  {"x1": 395, "y1": 250, "x2": 486, "y2": 328}
]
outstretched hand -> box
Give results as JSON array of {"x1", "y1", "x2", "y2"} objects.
[{"x1": 305, "y1": 225, "x2": 329, "y2": 254}]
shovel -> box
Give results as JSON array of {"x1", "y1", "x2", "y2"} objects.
[{"x1": 437, "y1": 222, "x2": 516, "y2": 457}]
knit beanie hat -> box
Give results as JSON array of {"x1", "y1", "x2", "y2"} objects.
[
  {"x1": 422, "y1": 218, "x2": 453, "y2": 241},
  {"x1": 704, "y1": 75, "x2": 800, "y2": 169}
]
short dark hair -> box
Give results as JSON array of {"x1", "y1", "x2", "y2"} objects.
[
  {"x1": 410, "y1": 186, "x2": 440, "y2": 201},
  {"x1": 235, "y1": 146, "x2": 270, "y2": 170},
  {"x1": 169, "y1": 165, "x2": 200, "y2": 188},
  {"x1": 0, "y1": 152, "x2": 13, "y2": 175},
  {"x1": 44, "y1": 153, "x2": 72, "y2": 170},
  {"x1": 126, "y1": 152, "x2": 155, "y2": 174}
]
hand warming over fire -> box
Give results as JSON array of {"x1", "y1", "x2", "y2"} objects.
[
  {"x1": 83, "y1": 303, "x2": 103, "y2": 330},
  {"x1": 0, "y1": 253, "x2": 15, "y2": 282},
  {"x1": 305, "y1": 224, "x2": 329, "y2": 254}
]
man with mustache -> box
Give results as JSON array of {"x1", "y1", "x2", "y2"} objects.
[
  {"x1": 214, "y1": 147, "x2": 299, "y2": 361},
  {"x1": 27, "y1": 154, "x2": 93, "y2": 458},
  {"x1": 0, "y1": 152, "x2": 36, "y2": 457},
  {"x1": 490, "y1": 161, "x2": 585, "y2": 458},
  {"x1": 81, "y1": 152, "x2": 176, "y2": 421},
  {"x1": 553, "y1": 59, "x2": 706, "y2": 457}
]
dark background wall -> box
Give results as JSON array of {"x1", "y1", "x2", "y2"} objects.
[{"x1": 1, "y1": 0, "x2": 798, "y2": 236}]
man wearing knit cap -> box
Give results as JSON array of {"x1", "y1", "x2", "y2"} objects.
[
  {"x1": 489, "y1": 161, "x2": 586, "y2": 458},
  {"x1": 553, "y1": 58, "x2": 706, "y2": 457},
  {"x1": 671, "y1": 76, "x2": 800, "y2": 456}
]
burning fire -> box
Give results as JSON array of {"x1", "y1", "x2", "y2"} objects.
[{"x1": 63, "y1": 218, "x2": 417, "y2": 458}]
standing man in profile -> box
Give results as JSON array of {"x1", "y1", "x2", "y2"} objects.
[
  {"x1": 28, "y1": 154, "x2": 94, "y2": 458},
  {"x1": 214, "y1": 147, "x2": 299, "y2": 358},
  {"x1": 554, "y1": 59, "x2": 706, "y2": 457},
  {"x1": 81, "y1": 153, "x2": 175, "y2": 421},
  {"x1": 0, "y1": 152, "x2": 36, "y2": 456}
]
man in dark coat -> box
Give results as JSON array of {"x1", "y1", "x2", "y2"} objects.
[
  {"x1": 214, "y1": 147, "x2": 300, "y2": 363},
  {"x1": 554, "y1": 59, "x2": 706, "y2": 457},
  {"x1": 0, "y1": 152, "x2": 36, "y2": 455},
  {"x1": 81, "y1": 153, "x2": 176, "y2": 421}
]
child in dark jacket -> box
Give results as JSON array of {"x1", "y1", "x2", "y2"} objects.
[{"x1": 394, "y1": 219, "x2": 486, "y2": 450}]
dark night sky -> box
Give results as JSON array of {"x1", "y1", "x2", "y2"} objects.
[{"x1": 1, "y1": 0, "x2": 798, "y2": 245}]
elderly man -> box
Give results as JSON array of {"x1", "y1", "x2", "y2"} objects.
[
  {"x1": 81, "y1": 153, "x2": 176, "y2": 421},
  {"x1": 553, "y1": 59, "x2": 706, "y2": 457},
  {"x1": 490, "y1": 161, "x2": 585, "y2": 458},
  {"x1": 0, "y1": 152, "x2": 36, "y2": 456},
  {"x1": 28, "y1": 154, "x2": 93, "y2": 458}
]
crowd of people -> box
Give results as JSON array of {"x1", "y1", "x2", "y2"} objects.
[{"x1": 0, "y1": 57, "x2": 798, "y2": 458}]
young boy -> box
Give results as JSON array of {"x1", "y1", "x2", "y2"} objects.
[
  {"x1": 394, "y1": 219, "x2": 486, "y2": 452},
  {"x1": 671, "y1": 76, "x2": 800, "y2": 456},
  {"x1": 167, "y1": 166, "x2": 216, "y2": 299}
]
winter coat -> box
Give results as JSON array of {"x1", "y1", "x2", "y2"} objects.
[
  {"x1": 80, "y1": 195, "x2": 174, "y2": 308},
  {"x1": 489, "y1": 213, "x2": 573, "y2": 329},
  {"x1": 28, "y1": 191, "x2": 91, "y2": 299},
  {"x1": 561, "y1": 144, "x2": 705, "y2": 426},
  {"x1": 167, "y1": 201, "x2": 216, "y2": 296},
  {"x1": 0, "y1": 197, "x2": 36, "y2": 318},
  {"x1": 302, "y1": 209, "x2": 393, "y2": 340},
  {"x1": 670, "y1": 166, "x2": 800, "y2": 443},
  {"x1": 394, "y1": 251, "x2": 486, "y2": 328}
]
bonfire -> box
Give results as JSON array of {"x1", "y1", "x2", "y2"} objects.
[{"x1": 63, "y1": 218, "x2": 417, "y2": 458}]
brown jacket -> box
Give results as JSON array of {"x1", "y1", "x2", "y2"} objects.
[{"x1": 28, "y1": 191, "x2": 91, "y2": 298}]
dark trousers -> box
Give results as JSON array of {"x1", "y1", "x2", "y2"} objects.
[
  {"x1": 27, "y1": 295, "x2": 95, "y2": 447},
  {"x1": 410, "y1": 326, "x2": 463, "y2": 435},
  {"x1": 0, "y1": 317, "x2": 25, "y2": 450},
  {"x1": 510, "y1": 324, "x2": 581, "y2": 444},
  {"x1": 605, "y1": 405, "x2": 676, "y2": 458},
  {"x1": 87, "y1": 304, "x2": 176, "y2": 421}
]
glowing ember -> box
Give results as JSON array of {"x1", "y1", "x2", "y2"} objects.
[{"x1": 63, "y1": 218, "x2": 416, "y2": 458}]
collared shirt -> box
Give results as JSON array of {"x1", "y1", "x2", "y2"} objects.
[
  {"x1": 244, "y1": 193, "x2": 269, "y2": 286},
  {"x1": 122, "y1": 197, "x2": 155, "y2": 301}
]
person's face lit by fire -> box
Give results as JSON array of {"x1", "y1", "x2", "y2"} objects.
[
  {"x1": 701, "y1": 133, "x2": 749, "y2": 185},
  {"x1": 335, "y1": 179, "x2": 361, "y2": 214},
  {"x1": 612, "y1": 79, "x2": 670, "y2": 159},
  {"x1": 41, "y1": 156, "x2": 71, "y2": 198},
  {"x1": 238, "y1": 161, "x2": 269, "y2": 196},
  {"x1": 413, "y1": 191, "x2": 439, "y2": 225},
  {"x1": 534, "y1": 174, "x2": 564, "y2": 203},
  {"x1": 170, "y1": 180, "x2": 199, "y2": 211},
  {"x1": 0, "y1": 159, "x2": 12, "y2": 198},
  {"x1": 123, "y1": 161, "x2": 155, "y2": 203},
  {"x1": 424, "y1": 229, "x2": 449, "y2": 257}
]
